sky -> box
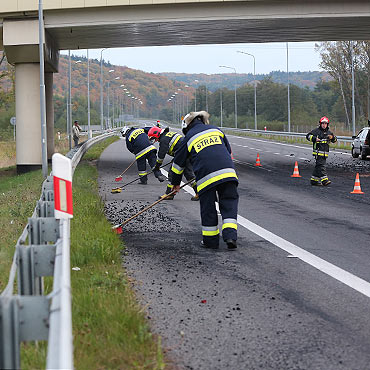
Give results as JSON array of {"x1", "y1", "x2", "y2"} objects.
[{"x1": 62, "y1": 41, "x2": 323, "y2": 75}]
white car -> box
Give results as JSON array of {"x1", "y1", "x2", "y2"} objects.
[{"x1": 352, "y1": 127, "x2": 370, "y2": 159}]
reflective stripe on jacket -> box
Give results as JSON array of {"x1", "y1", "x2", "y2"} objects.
[
  {"x1": 126, "y1": 128, "x2": 156, "y2": 157},
  {"x1": 170, "y1": 120, "x2": 238, "y2": 194},
  {"x1": 156, "y1": 130, "x2": 184, "y2": 164},
  {"x1": 306, "y1": 126, "x2": 337, "y2": 158}
]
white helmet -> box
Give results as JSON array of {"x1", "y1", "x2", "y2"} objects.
[
  {"x1": 182, "y1": 111, "x2": 210, "y2": 129},
  {"x1": 181, "y1": 113, "x2": 191, "y2": 130},
  {"x1": 120, "y1": 126, "x2": 130, "y2": 137}
]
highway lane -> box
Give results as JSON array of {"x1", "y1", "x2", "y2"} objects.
[
  {"x1": 228, "y1": 134, "x2": 370, "y2": 282},
  {"x1": 98, "y1": 134, "x2": 370, "y2": 370}
]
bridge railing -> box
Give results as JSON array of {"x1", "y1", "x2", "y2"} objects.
[{"x1": 0, "y1": 130, "x2": 118, "y2": 370}]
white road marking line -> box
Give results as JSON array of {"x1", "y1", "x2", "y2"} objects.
[
  {"x1": 162, "y1": 169, "x2": 370, "y2": 298},
  {"x1": 273, "y1": 153, "x2": 280, "y2": 155},
  {"x1": 236, "y1": 215, "x2": 370, "y2": 298},
  {"x1": 233, "y1": 159, "x2": 272, "y2": 172},
  {"x1": 231, "y1": 136, "x2": 353, "y2": 157},
  {"x1": 299, "y1": 157, "x2": 308, "y2": 161}
]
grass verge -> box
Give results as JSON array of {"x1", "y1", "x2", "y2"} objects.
[{"x1": 1, "y1": 136, "x2": 165, "y2": 369}]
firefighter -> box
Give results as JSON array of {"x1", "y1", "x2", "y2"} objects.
[
  {"x1": 170, "y1": 111, "x2": 239, "y2": 250},
  {"x1": 306, "y1": 116, "x2": 337, "y2": 186},
  {"x1": 148, "y1": 126, "x2": 199, "y2": 200},
  {"x1": 120, "y1": 126, "x2": 166, "y2": 184}
]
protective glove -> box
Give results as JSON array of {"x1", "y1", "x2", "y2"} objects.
[
  {"x1": 153, "y1": 163, "x2": 161, "y2": 172},
  {"x1": 327, "y1": 134, "x2": 333, "y2": 140}
]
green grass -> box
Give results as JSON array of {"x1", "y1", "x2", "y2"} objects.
[
  {"x1": 69, "y1": 161, "x2": 165, "y2": 369},
  {"x1": 0, "y1": 168, "x2": 44, "y2": 290},
  {"x1": 0, "y1": 136, "x2": 165, "y2": 369}
]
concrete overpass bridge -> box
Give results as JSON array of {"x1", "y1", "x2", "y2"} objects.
[{"x1": 1, "y1": 0, "x2": 370, "y2": 172}]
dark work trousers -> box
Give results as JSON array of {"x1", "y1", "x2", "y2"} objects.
[
  {"x1": 167, "y1": 158, "x2": 196, "y2": 193},
  {"x1": 73, "y1": 136, "x2": 79, "y2": 147},
  {"x1": 311, "y1": 156, "x2": 328, "y2": 184},
  {"x1": 199, "y1": 181, "x2": 239, "y2": 247},
  {"x1": 136, "y1": 150, "x2": 160, "y2": 184}
]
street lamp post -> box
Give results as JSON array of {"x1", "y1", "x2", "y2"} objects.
[
  {"x1": 237, "y1": 51, "x2": 257, "y2": 130},
  {"x1": 220, "y1": 89, "x2": 223, "y2": 127},
  {"x1": 107, "y1": 71, "x2": 119, "y2": 129},
  {"x1": 68, "y1": 51, "x2": 72, "y2": 149},
  {"x1": 100, "y1": 48, "x2": 107, "y2": 131},
  {"x1": 87, "y1": 49, "x2": 91, "y2": 138},
  {"x1": 351, "y1": 41, "x2": 356, "y2": 136},
  {"x1": 205, "y1": 74, "x2": 209, "y2": 112},
  {"x1": 287, "y1": 43, "x2": 291, "y2": 132},
  {"x1": 194, "y1": 79, "x2": 199, "y2": 111},
  {"x1": 38, "y1": 0, "x2": 48, "y2": 177},
  {"x1": 220, "y1": 65, "x2": 237, "y2": 128}
]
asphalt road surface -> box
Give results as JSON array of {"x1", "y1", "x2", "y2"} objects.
[{"x1": 98, "y1": 131, "x2": 370, "y2": 370}]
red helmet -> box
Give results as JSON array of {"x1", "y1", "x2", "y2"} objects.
[
  {"x1": 148, "y1": 126, "x2": 163, "y2": 140},
  {"x1": 319, "y1": 116, "x2": 330, "y2": 125}
]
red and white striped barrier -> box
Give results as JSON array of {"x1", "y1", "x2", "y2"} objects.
[{"x1": 52, "y1": 153, "x2": 73, "y2": 219}]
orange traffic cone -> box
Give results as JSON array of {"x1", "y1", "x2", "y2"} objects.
[
  {"x1": 291, "y1": 161, "x2": 301, "y2": 177},
  {"x1": 231, "y1": 151, "x2": 235, "y2": 160},
  {"x1": 350, "y1": 173, "x2": 364, "y2": 194},
  {"x1": 255, "y1": 153, "x2": 262, "y2": 167}
]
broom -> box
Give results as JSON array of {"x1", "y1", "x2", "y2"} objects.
[
  {"x1": 112, "y1": 178, "x2": 194, "y2": 234},
  {"x1": 114, "y1": 158, "x2": 137, "y2": 182},
  {"x1": 111, "y1": 160, "x2": 173, "y2": 194}
]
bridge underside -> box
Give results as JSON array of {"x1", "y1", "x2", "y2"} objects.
[
  {"x1": 43, "y1": 1, "x2": 370, "y2": 50},
  {"x1": 48, "y1": 16, "x2": 370, "y2": 50}
]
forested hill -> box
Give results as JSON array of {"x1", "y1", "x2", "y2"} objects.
[{"x1": 160, "y1": 70, "x2": 331, "y2": 91}]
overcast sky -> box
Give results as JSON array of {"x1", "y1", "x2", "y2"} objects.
[{"x1": 63, "y1": 41, "x2": 323, "y2": 75}]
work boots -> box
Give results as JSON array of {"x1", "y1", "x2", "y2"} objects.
[
  {"x1": 158, "y1": 186, "x2": 175, "y2": 200},
  {"x1": 225, "y1": 239, "x2": 237, "y2": 250},
  {"x1": 154, "y1": 170, "x2": 166, "y2": 182},
  {"x1": 322, "y1": 179, "x2": 331, "y2": 186},
  {"x1": 139, "y1": 175, "x2": 147, "y2": 185}
]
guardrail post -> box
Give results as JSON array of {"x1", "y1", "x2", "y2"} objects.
[
  {"x1": 17, "y1": 245, "x2": 56, "y2": 296},
  {"x1": 0, "y1": 296, "x2": 49, "y2": 369},
  {"x1": 36, "y1": 200, "x2": 55, "y2": 218},
  {"x1": 28, "y1": 218, "x2": 60, "y2": 245},
  {"x1": 0, "y1": 298, "x2": 20, "y2": 369}
]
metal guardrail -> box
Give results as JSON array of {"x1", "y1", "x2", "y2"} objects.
[
  {"x1": 220, "y1": 127, "x2": 353, "y2": 144},
  {"x1": 0, "y1": 130, "x2": 119, "y2": 369}
]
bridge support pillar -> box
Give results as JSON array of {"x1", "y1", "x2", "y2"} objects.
[
  {"x1": 15, "y1": 63, "x2": 42, "y2": 173},
  {"x1": 2, "y1": 19, "x2": 59, "y2": 173},
  {"x1": 46, "y1": 72, "x2": 55, "y2": 162}
]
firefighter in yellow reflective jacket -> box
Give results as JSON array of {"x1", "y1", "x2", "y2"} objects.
[
  {"x1": 148, "y1": 126, "x2": 198, "y2": 201},
  {"x1": 306, "y1": 116, "x2": 337, "y2": 186},
  {"x1": 121, "y1": 126, "x2": 166, "y2": 184},
  {"x1": 171, "y1": 111, "x2": 239, "y2": 250}
]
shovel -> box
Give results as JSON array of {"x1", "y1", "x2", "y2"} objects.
[
  {"x1": 112, "y1": 178, "x2": 194, "y2": 234},
  {"x1": 115, "y1": 158, "x2": 137, "y2": 182}
]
